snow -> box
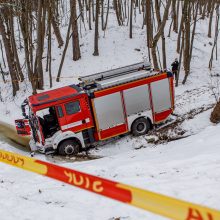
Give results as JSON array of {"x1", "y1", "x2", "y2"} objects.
[
  {"x1": 0, "y1": 6, "x2": 220, "y2": 220},
  {"x1": 0, "y1": 114, "x2": 220, "y2": 220}
]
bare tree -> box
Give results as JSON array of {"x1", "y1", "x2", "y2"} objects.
[
  {"x1": 182, "y1": 0, "x2": 190, "y2": 85},
  {"x1": 172, "y1": 0, "x2": 178, "y2": 33},
  {"x1": 34, "y1": 0, "x2": 46, "y2": 90},
  {"x1": 129, "y1": 0, "x2": 133, "y2": 38},
  {"x1": 151, "y1": 0, "x2": 171, "y2": 70},
  {"x1": 51, "y1": 1, "x2": 64, "y2": 48},
  {"x1": 93, "y1": 0, "x2": 100, "y2": 56},
  {"x1": 70, "y1": 0, "x2": 81, "y2": 60},
  {"x1": 47, "y1": 0, "x2": 53, "y2": 88},
  {"x1": 0, "y1": 0, "x2": 220, "y2": 97},
  {"x1": 0, "y1": 6, "x2": 19, "y2": 96},
  {"x1": 208, "y1": 0, "x2": 215, "y2": 38},
  {"x1": 146, "y1": 0, "x2": 153, "y2": 61},
  {"x1": 209, "y1": 4, "x2": 219, "y2": 70}
]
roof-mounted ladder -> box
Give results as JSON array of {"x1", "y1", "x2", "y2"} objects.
[{"x1": 79, "y1": 61, "x2": 152, "y2": 86}]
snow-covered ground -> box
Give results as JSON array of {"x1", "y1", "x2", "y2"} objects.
[
  {"x1": 0, "y1": 111, "x2": 220, "y2": 220},
  {"x1": 0, "y1": 9, "x2": 220, "y2": 220}
]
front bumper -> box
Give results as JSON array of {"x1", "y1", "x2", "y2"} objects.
[{"x1": 29, "y1": 138, "x2": 55, "y2": 154}]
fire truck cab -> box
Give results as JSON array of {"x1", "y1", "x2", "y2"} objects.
[{"x1": 15, "y1": 61, "x2": 174, "y2": 155}]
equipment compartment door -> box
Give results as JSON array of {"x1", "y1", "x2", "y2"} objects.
[
  {"x1": 150, "y1": 78, "x2": 172, "y2": 123},
  {"x1": 93, "y1": 92, "x2": 128, "y2": 140},
  {"x1": 123, "y1": 84, "x2": 151, "y2": 116}
]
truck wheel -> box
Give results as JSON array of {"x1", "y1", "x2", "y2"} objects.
[
  {"x1": 58, "y1": 139, "x2": 80, "y2": 156},
  {"x1": 131, "y1": 118, "x2": 151, "y2": 136}
]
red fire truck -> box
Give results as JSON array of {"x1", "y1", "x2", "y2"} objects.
[{"x1": 15, "y1": 62, "x2": 174, "y2": 155}]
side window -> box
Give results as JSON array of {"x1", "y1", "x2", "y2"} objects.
[
  {"x1": 57, "y1": 106, "x2": 64, "y2": 118},
  {"x1": 65, "y1": 101, "x2": 81, "y2": 115}
]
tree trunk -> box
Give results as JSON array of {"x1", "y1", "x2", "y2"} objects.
[
  {"x1": 209, "y1": 5, "x2": 219, "y2": 70},
  {"x1": 9, "y1": 10, "x2": 24, "y2": 82},
  {"x1": 129, "y1": 0, "x2": 133, "y2": 38},
  {"x1": 88, "y1": 0, "x2": 92, "y2": 30},
  {"x1": 0, "y1": 11, "x2": 19, "y2": 96},
  {"x1": 70, "y1": 0, "x2": 81, "y2": 60},
  {"x1": 93, "y1": 0, "x2": 99, "y2": 56},
  {"x1": 19, "y1": 0, "x2": 37, "y2": 94},
  {"x1": 51, "y1": 8, "x2": 64, "y2": 48},
  {"x1": 34, "y1": 0, "x2": 45, "y2": 90},
  {"x1": 189, "y1": 1, "x2": 199, "y2": 64},
  {"x1": 172, "y1": 0, "x2": 178, "y2": 33},
  {"x1": 103, "y1": 0, "x2": 110, "y2": 30},
  {"x1": 114, "y1": 0, "x2": 122, "y2": 26},
  {"x1": 182, "y1": 0, "x2": 190, "y2": 85},
  {"x1": 146, "y1": 0, "x2": 153, "y2": 48},
  {"x1": 151, "y1": 0, "x2": 171, "y2": 70},
  {"x1": 56, "y1": 12, "x2": 74, "y2": 82},
  {"x1": 177, "y1": 5, "x2": 184, "y2": 53},
  {"x1": 208, "y1": 0, "x2": 215, "y2": 38},
  {"x1": 47, "y1": 0, "x2": 53, "y2": 88},
  {"x1": 155, "y1": 0, "x2": 167, "y2": 70}
]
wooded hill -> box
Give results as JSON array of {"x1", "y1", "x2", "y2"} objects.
[{"x1": 0, "y1": 0, "x2": 219, "y2": 96}]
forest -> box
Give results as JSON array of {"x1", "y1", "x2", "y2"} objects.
[
  {"x1": 1, "y1": 1, "x2": 220, "y2": 219},
  {"x1": 0, "y1": 0, "x2": 220, "y2": 96}
]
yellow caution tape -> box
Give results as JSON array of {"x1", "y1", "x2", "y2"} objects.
[{"x1": 0, "y1": 149, "x2": 219, "y2": 220}]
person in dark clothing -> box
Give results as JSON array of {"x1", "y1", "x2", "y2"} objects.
[{"x1": 171, "y1": 58, "x2": 179, "y2": 80}]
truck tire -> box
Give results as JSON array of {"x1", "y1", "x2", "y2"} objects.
[
  {"x1": 131, "y1": 117, "x2": 151, "y2": 136},
  {"x1": 58, "y1": 139, "x2": 80, "y2": 156}
]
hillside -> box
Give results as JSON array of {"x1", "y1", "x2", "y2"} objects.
[{"x1": 0, "y1": 1, "x2": 220, "y2": 219}]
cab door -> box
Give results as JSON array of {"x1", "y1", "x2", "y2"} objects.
[
  {"x1": 15, "y1": 119, "x2": 31, "y2": 136},
  {"x1": 61, "y1": 97, "x2": 93, "y2": 133},
  {"x1": 55, "y1": 105, "x2": 66, "y2": 130}
]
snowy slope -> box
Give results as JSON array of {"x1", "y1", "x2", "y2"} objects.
[
  {"x1": 0, "y1": 111, "x2": 220, "y2": 220},
  {"x1": 0, "y1": 7, "x2": 220, "y2": 220}
]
